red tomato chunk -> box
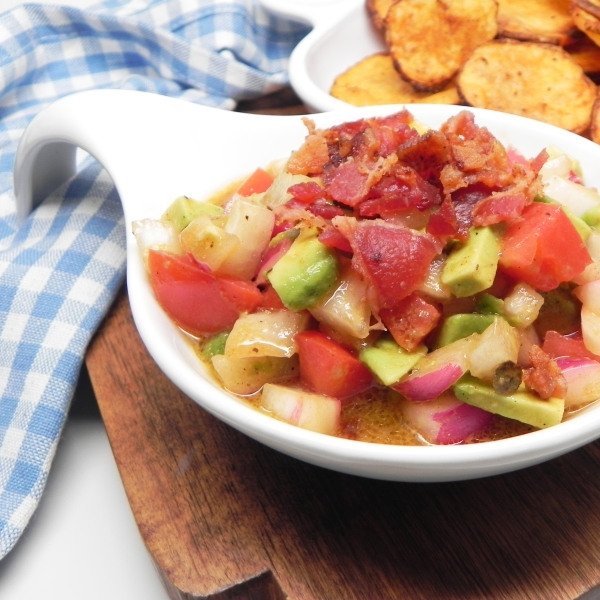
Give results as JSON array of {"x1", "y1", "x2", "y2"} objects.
[
  {"x1": 499, "y1": 203, "x2": 592, "y2": 292},
  {"x1": 148, "y1": 249, "x2": 262, "y2": 337}
]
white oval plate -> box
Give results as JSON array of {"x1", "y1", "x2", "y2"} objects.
[{"x1": 14, "y1": 89, "x2": 600, "y2": 481}]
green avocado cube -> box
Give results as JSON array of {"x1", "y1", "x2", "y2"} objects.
[
  {"x1": 360, "y1": 337, "x2": 426, "y2": 386},
  {"x1": 475, "y1": 293, "x2": 505, "y2": 316},
  {"x1": 452, "y1": 374, "x2": 564, "y2": 429},
  {"x1": 582, "y1": 204, "x2": 600, "y2": 228},
  {"x1": 161, "y1": 196, "x2": 223, "y2": 232},
  {"x1": 267, "y1": 227, "x2": 339, "y2": 311},
  {"x1": 441, "y1": 227, "x2": 500, "y2": 298},
  {"x1": 200, "y1": 332, "x2": 229, "y2": 360},
  {"x1": 436, "y1": 313, "x2": 496, "y2": 348}
]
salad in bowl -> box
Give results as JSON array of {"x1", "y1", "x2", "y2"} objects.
[{"x1": 133, "y1": 107, "x2": 600, "y2": 449}]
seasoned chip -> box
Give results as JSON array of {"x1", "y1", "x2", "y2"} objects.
[
  {"x1": 330, "y1": 53, "x2": 460, "y2": 106},
  {"x1": 571, "y1": 4, "x2": 600, "y2": 47},
  {"x1": 457, "y1": 40, "x2": 597, "y2": 133},
  {"x1": 366, "y1": 0, "x2": 396, "y2": 30},
  {"x1": 572, "y1": 0, "x2": 600, "y2": 21},
  {"x1": 496, "y1": 0, "x2": 579, "y2": 46},
  {"x1": 590, "y1": 96, "x2": 600, "y2": 143},
  {"x1": 568, "y1": 37, "x2": 600, "y2": 79},
  {"x1": 385, "y1": 0, "x2": 498, "y2": 92}
]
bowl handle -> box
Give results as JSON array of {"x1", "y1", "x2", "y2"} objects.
[{"x1": 13, "y1": 89, "x2": 239, "y2": 223}]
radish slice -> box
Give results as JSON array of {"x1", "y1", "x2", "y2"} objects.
[
  {"x1": 393, "y1": 336, "x2": 474, "y2": 402},
  {"x1": 556, "y1": 357, "x2": 600, "y2": 408},
  {"x1": 261, "y1": 384, "x2": 341, "y2": 435},
  {"x1": 255, "y1": 237, "x2": 293, "y2": 285},
  {"x1": 401, "y1": 392, "x2": 494, "y2": 445}
]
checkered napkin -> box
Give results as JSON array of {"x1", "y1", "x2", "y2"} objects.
[{"x1": 0, "y1": 0, "x2": 308, "y2": 558}]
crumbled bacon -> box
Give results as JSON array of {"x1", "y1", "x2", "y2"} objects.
[
  {"x1": 522, "y1": 345, "x2": 567, "y2": 400},
  {"x1": 287, "y1": 118, "x2": 329, "y2": 175},
  {"x1": 440, "y1": 111, "x2": 514, "y2": 192},
  {"x1": 283, "y1": 108, "x2": 538, "y2": 248}
]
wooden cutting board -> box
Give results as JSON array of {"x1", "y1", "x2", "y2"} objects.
[{"x1": 85, "y1": 89, "x2": 600, "y2": 600}]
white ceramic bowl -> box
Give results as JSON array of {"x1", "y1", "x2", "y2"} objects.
[
  {"x1": 14, "y1": 89, "x2": 600, "y2": 481},
  {"x1": 259, "y1": 0, "x2": 384, "y2": 112}
]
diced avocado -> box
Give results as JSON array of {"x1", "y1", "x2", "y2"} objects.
[
  {"x1": 452, "y1": 374, "x2": 564, "y2": 429},
  {"x1": 441, "y1": 226, "x2": 500, "y2": 297},
  {"x1": 536, "y1": 196, "x2": 591, "y2": 241},
  {"x1": 436, "y1": 313, "x2": 496, "y2": 347},
  {"x1": 360, "y1": 337, "x2": 426, "y2": 386},
  {"x1": 161, "y1": 196, "x2": 223, "y2": 232},
  {"x1": 200, "y1": 332, "x2": 229, "y2": 360},
  {"x1": 582, "y1": 204, "x2": 600, "y2": 228},
  {"x1": 475, "y1": 293, "x2": 505, "y2": 316},
  {"x1": 267, "y1": 227, "x2": 339, "y2": 311}
]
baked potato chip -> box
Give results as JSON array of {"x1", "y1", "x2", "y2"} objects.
[
  {"x1": 571, "y1": 5, "x2": 600, "y2": 47},
  {"x1": 572, "y1": 0, "x2": 600, "y2": 21},
  {"x1": 496, "y1": 0, "x2": 579, "y2": 46},
  {"x1": 385, "y1": 0, "x2": 498, "y2": 92},
  {"x1": 567, "y1": 37, "x2": 600, "y2": 79},
  {"x1": 457, "y1": 40, "x2": 597, "y2": 133},
  {"x1": 590, "y1": 96, "x2": 600, "y2": 143},
  {"x1": 366, "y1": 0, "x2": 396, "y2": 31},
  {"x1": 331, "y1": 53, "x2": 460, "y2": 106}
]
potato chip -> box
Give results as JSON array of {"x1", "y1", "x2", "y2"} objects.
[
  {"x1": 572, "y1": 0, "x2": 600, "y2": 21},
  {"x1": 366, "y1": 0, "x2": 396, "y2": 30},
  {"x1": 496, "y1": 0, "x2": 579, "y2": 46},
  {"x1": 571, "y1": 5, "x2": 600, "y2": 47},
  {"x1": 385, "y1": 0, "x2": 498, "y2": 92},
  {"x1": 567, "y1": 37, "x2": 600, "y2": 79},
  {"x1": 590, "y1": 96, "x2": 600, "y2": 143},
  {"x1": 330, "y1": 53, "x2": 460, "y2": 106},
  {"x1": 457, "y1": 40, "x2": 597, "y2": 133}
]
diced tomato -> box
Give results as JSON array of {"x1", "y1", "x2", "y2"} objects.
[
  {"x1": 351, "y1": 220, "x2": 439, "y2": 309},
  {"x1": 295, "y1": 331, "x2": 373, "y2": 399},
  {"x1": 148, "y1": 250, "x2": 262, "y2": 336},
  {"x1": 236, "y1": 168, "x2": 274, "y2": 197},
  {"x1": 542, "y1": 330, "x2": 600, "y2": 361},
  {"x1": 259, "y1": 284, "x2": 286, "y2": 311},
  {"x1": 498, "y1": 203, "x2": 592, "y2": 292},
  {"x1": 380, "y1": 293, "x2": 441, "y2": 352}
]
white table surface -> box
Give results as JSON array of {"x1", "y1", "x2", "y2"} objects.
[{"x1": 0, "y1": 0, "x2": 169, "y2": 597}]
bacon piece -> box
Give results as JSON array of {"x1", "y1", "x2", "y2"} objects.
[
  {"x1": 358, "y1": 164, "x2": 442, "y2": 216},
  {"x1": 440, "y1": 110, "x2": 514, "y2": 193},
  {"x1": 349, "y1": 219, "x2": 439, "y2": 311},
  {"x1": 396, "y1": 129, "x2": 452, "y2": 182},
  {"x1": 379, "y1": 293, "x2": 441, "y2": 352},
  {"x1": 472, "y1": 191, "x2": 527, "y2": 227},
  {"x1": 522, "y1": 345, "x2": 567, "y2": 400},
  {"x1": 318, "y1": 226, "x2": 353, "y2": 254},
  {"x1": 322, "y1": 159, "x2": 370, "y2": 206},
  {"x1": 287, "y1": 118, "x2": 330, "y2": 175},
  {"x1": 287, "y1": 181, "x2": 328, "y2": 204}
]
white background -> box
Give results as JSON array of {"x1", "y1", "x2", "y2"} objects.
[{"x1": 0, "y1": 0, "x2": 170, "y2": 598}]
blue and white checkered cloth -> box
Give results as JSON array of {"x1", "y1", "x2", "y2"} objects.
[{"x1": 0, "y1": 0, "x2": 308, "y2": 559}]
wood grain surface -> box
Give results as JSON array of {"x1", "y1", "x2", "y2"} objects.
[{"x1": 85, "y1": 89, "x2": 600, "y2": 600}]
